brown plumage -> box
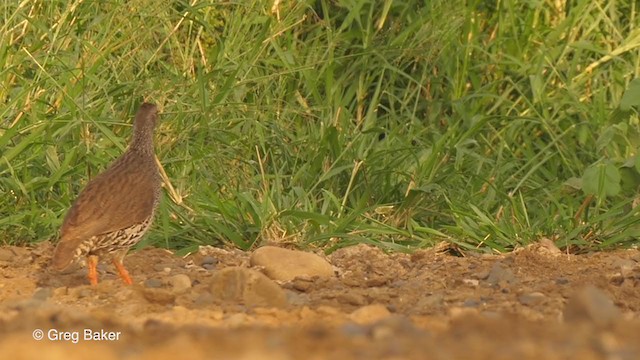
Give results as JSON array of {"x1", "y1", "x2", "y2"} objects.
[{"x1": 51, "y1": 102, "x2": 161, "y2": 285}]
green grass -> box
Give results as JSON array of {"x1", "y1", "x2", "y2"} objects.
[{"x1": 1, "y1": 0, "x2": 640, "y2": 254}]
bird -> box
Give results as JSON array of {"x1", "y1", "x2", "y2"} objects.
[{"x1": 51, "y1": 102, "x2": 162, "y2": 286}]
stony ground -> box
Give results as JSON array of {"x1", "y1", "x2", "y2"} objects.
[{"x1": 0, "y1": 240, "x2": 639, "y2": 359}]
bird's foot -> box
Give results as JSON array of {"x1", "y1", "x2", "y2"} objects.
[
  {"x1": 87, "y1": 255, "x2": 99, "y2": 286},
  {"x1": 112, "y1": 259, "x2": 133, "y2": 285}
]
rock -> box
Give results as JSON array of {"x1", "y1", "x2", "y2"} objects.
[
  {"x1": 144, "y1": 278, "x2": 163, "y2": 288},
  {"x1": 364, "y1": 277, "x2": 388, "y2": 287},
  {"x1": 338, "y1": 292, "x2": 366, "y2": 306},
  {"x1": 563, "y1": 286, "x2": 621, "y2": 327},
  {"x1": 463, "y1": 299, "x2": 481, "y2": 308},
  {"x1": 341, "y1": 323, "x2": 368, "y2": 337},
  {"x1": 52, "y1": 287, "x2": 68, "y2": 297},
  {"x1": 518, "y1": 292, "x2": 546, "y2": 306},
  {"x1": 449, "y1": 307, "x2": 479, "y2": 318},
  {"x1": 609, "y1": 273, "x2": 624, "y2": 286},
  {"x1": 371, "y1": 315, "x2": 417, "y2": 339},
  {"x1": 250, "y1": 246, "x2": 334, "y2": 281},
  {"x1": 32, "y1": 288, "x2": 52, "y2": 302},
  {"x1": 534, "y1": 238, "x2": 562, "y2": 256},
  {"x1": 201, "y1": 256, "x2": 218, "y2": 266},
  {"x1": 142, "y1": 288, "x2": 176, "y2": 305},
  {"x1": 416, "y1": 294, "x2": 444, "y2": 309},
  {"x1": 462, "y1": 279, "x2": 479, "y2": 287},
  {"x1": 284, "y1": 289, "x2": 309, "y2": 306},
  {"x1": 209, "y1": 267, "x2": 288, "y2": 308},
  {"x1": 168, "y1": 274, "x2": 192, "y2": 293},
  {"x1": 349, "y1": 304, "x2": 391, "y2": 325},
  {"x1": 76, "y1": 288, "x2": 93, "y2": 299},
  {"x1": 314, "y1": 306, "x2": 340, "y2": 318},
  {"x1": 0, "y1": 248, "x2": 14, "y2": 262},
  {"x1": 612, "y1": 258, "x2": 637, "y2": 278},
  {"x1": 153, "y1": 263, "x2": 173, "y2": 272},
  {"x1": 226, "y1": 313, "x2": 251, "y2": 327},
  {"x1": 194, "y1": 292, "x2": 215, "y2": 307},
  {"x1": 484, "y1": 261, "x2": 516, "y2": 286}
]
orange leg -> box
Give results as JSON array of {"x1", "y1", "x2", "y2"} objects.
[
  {"x1": 87, "y1": 255, "x2": 99, "y2": 286},
  {"x1": 112, "y1": 258, "x2": 133, "y2": 285}
]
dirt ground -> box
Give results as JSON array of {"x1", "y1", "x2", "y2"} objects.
[{"x1": 0, "y1": 240, "x2": 639, "y2": 360}]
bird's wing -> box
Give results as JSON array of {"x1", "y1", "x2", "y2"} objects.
[{"x1": 51, "y1": 158, "x2": 159, "y2": 269}]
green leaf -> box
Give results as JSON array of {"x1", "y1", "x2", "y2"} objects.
[
  {"x1": 563, "y1": 177, "x2": 582, "y2": 190},
  {"x1": 620, "y1": 78, "x2": 640, "y2": 111},
  {"x1": 582, "y1": 163, "x2": 621, "y2": 197}
]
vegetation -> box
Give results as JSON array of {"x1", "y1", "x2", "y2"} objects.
[{"x1": 2, "y1": 0, "x2": 640, "y2": 254}]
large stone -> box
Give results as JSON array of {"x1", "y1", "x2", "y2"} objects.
[
  {"x1": 484, "y1": 261, "x2": 517, "y2": 286},
  {"x1": 142, "y1": 288, "x2": 176, "y2": 305},
  {"x1": 209, "y1": 267, "x2": 288, "y2": 308},
  {"x1": 563, "y1": 286, "x2": 621, "y2": 327},
  {"x1": 349, "y1": 304, "x2": 392, "y2": 325},
  {"x1": 250, "y1": 246, "x2": 334, "y2": 281},
  {"x1": 168, "y1": 274, "x2": 192, "y2": 293}
]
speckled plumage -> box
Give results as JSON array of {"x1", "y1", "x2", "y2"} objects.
[{"x1": 51, "y1": 103, "x2": 161, "y2": 285}]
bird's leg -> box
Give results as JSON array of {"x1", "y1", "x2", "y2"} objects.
[
  {"x1": 87, "y1": 255, "x2": 99, "y2": 286},
  {"x1": 112, "y1": 257, "x2": 133, "y2": 285}
]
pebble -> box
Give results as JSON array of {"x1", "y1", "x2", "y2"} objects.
[
  {"x1": 518, "y1": 292, "x2": 546, "y2": 306},
  {"x1": 209, "y1": 267, "x2": 288, "y2": 308},
  {"x1": 316, "y1": 306, "x2": 341, "y2": 316},
  {"x1": 77, "y1": 288, "x2": 93, "y2": 299},
  {"x1": 250, "y1": 246, "x2": 334, "y2": 281},
  {"x1": 168, "y1": 274, "x2": 192, "y2": 293},
  {"x1": 612, "y1": 259, "x2": 636, "y2": 277},
  {"x1": 153, "y1": 263, "x2": 171, "y2": 272},
  {"x1": 485, "y1": 261, "x2": 516, "y2": 285},
  {"x1": 52, "y1": 287, "x2": 68, "y2": 297},
  {"x1": 371, "y1": 315, "x2": 417, "y2": 339},
  {"x1": 201, "y1": 256, "x2": 217, "y2": 266},
  {"x1": 341, "y1": 323, "x2": 368, "y2": 337},
  {"x1": 535, "y1": 238, "x2": 562, "y2": 256},
  {"x1": 349, "y1": 304, "x2": 391, "y2": 325},
  {"x1": 194, "y1": 292, "x2": 215, "y2": 307},
  {"x1": 416, "y1": 294, "x2": 444, "y2": 309},
  {"x1": 365, "y1": 277, "x2": 388, "y2": 287},
  {"x1": 462, "y1": 279, "x2": 479, "y2": 287},
  {"x1": 32, "y1": 288, "x2": 52, "y2": 302},
  {"x1": 226, "y1": 313, "x2": 251, "y2": 327},
  {"x1": 563, "y1": 286, "x2": 621, "y2": 327},
  {"x1": 142, "y1": 288, "x2": 176, "y2": 305},
  {"x1": 144, "y1": 278, "x2": 163, "y2": 288},
  {"x1": 284, "y1": 289, "x2": 308, "y2": 306},
  {"x1": 338, "y1": 292, "x2": 366, "y2": 306},
  {"x1": 449, "y1": 307, "x2": 479, "y2": 318},
  {"x1": 609, "y1": 273, "x2": 624, "y2": 286},
  {"x1": 463, "y1": 299, "x2": 481, "y2": 308}
]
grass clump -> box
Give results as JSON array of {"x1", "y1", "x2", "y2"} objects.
[{"x1": 1, "y1": 0, "x2": 640, "y2": 254}]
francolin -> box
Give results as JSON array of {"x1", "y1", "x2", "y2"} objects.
[{"x1": 51, "y1": 103, "x2": 161, "y2": 285}]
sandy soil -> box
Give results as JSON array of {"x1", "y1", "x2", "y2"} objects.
[{"x1": 0, "y1": 240, "x2": 639, "y2": 360}]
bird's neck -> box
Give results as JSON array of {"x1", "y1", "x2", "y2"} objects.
[{"x1": 129, "y1": 128, "x2": 155, "y2": 156}]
